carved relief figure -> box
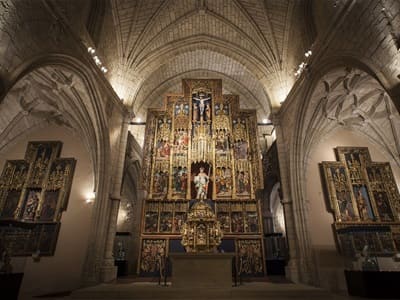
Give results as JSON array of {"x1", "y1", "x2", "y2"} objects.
[
  {"x1": 156, "y1": 140, "x2": 171, "y2": 158},
  {"x1": 234, "y1": 140, "x2": 248, "y2": 159},
  {"x1": 153, "y1": 170, "x2": 168, "y2": 194},
  {"x1": 216, "y1": 167, "x2": 232, "y2": 195},
  {"x1": 173, "y1": 212, "x2": 185, "y2": 233},
  {"x1": 217, "y1": 212, "x2": 231, "y2": 232},
  {"x1": 354, "y1": 185, "x2": 374, "y2": 221},
  {"x1": 236, "y1": 171, "x2": 250, "y2": 195},
  {"x1": 22, "y1": 190, "x2": 40, "y2": 221},
  {"x1": 174, "y1": 130, "x2": 189, "y2": 150},
  {"x1": 144, "y1": 211, "x2": 158, "y2": 232},
  {"x1": 40, "y1": 191, "x2": 59, "y2": 220},
  {"x1": 331, "y1": 167, "x2": 347, "y2": 191},
  {"x1": 238, "y1": 240, "x2": 263, "y2": 275},
  {"x1": 173, "y1": 166, "x2": 188, "y2": 193},
  {"x1": 336, "y1": 190, "x2": 356, "y2": 221},
  {"x1": 1, "y1": 191, "x2": 21, "y2": 218},
  {"x1": 374, "y1": 191, "x2": 394, "y2": 221},
  {"x1": 159, "y1": 212, "x2": 173, "y2": 232},
  {"x1": 231, "y1": 212, "x2": 244, "y2": 232},
  {"x1": 245, "y1": 212, "x2": 259, "y2": 233},
  {"x1": 140, "y1": 240, "x2": 166, "y2": 274}
]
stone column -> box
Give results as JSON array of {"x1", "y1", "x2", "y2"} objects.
[
  {"x1": 271, "y1": 114, "x2": 301, "y2": 283},
  {"x1": 272, "y1": 113, "x2": 315, "y2": 285},
  {"x1": 100, "y1": 113, "x2": 132, "y2": 282}
]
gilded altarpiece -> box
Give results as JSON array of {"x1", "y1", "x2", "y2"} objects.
[
  {"x1": 139, "y1": 79, "x2": 265, "y2": 276},
  {"x1": 320, "y1": 147, "x2": 400, "y2": 257},
  {"x1": 0, "y1": 141, "x2": 76, "y2": 256}
]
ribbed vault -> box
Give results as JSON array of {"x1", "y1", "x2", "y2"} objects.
[
  {"x1": 302, "y1": 67, "x2": 400, "y2": 166},
  {"x1": 0, "y1": 66, "x2": 99, "y2": 159},
  {"x1": 133, "y1": 48, "x2": 269, "y2": 119},
  {"x1": 96, "y1": 0, "x2": 314, "y2": 117}
]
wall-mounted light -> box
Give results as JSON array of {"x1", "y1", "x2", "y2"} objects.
[
  {"x1": 294, "y1": 49, "x2": 313, "y2": 77},
  {"x1": 87, "y1": 47, "x2": 108, "y2": 74},
  {"x1": 88, "y1": 47, "x2": 95, "y2": 54},
  {"x1": 86, "y1": 191, "x2": 95, "y2": 204},
  {"x1": 393, "y1": 252, "x2": 400, "y2": 262},
  {"x1": 32, "y1": 250, "x2": 41, "y2": 262}
]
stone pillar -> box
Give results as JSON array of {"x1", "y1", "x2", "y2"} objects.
[
  {"x1": 100, "y1": 197, "x2": 120, "y2": 282},
  {"x1": 100, "y1": 113, "x2": 132, "y2": 282},
  {"x1": 271, "y1": 115, "x2": 301, "y2": 283},
  {"x1": 272, "y1": 113, "x2": 315, "y2": 285},
  {"x1": 263, "y1": 210, "x2": 274, "y2": 234},
  {"x1": 131, "y1": 188, "x2": 145, "y2": 273}
]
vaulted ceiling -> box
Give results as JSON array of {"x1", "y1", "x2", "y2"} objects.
[{"x1": 90, "y1": 0, "x2": 317, "y2": 119}]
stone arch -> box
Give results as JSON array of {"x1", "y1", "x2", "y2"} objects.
[
  {"x1": 282, "y1": 56, "x2": 400, "y2": 287},
  {"x1": 0, "y1": 53, "x2": 120, "y2": 284},
  {"x1": 1, "y1": 54, "x2": 112, "y2": 190}
]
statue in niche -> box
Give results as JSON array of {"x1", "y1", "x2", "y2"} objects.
[
  {"x1": 192, "y1": 91, "x2": 211, "y2": 122},
  {"x1": 215, "y1": 103, "x2": 229, "y2": 115},
  {"x1": 175, "y1": 103, "x2": 189, "y2": 116},
  {"x1": 194, "y1": 167, "x2": 209, "y2": 200},
  {"x1": 216, "y1": 129, "x2": 229, "y2": 152}
]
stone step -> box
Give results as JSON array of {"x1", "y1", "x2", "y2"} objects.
[{"x1": 69, "y1": 282, "x2": 350, "y2": 300}]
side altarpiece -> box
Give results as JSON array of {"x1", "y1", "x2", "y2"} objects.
[
  {"x1": 320, "y1": 147, "x2": 400, "y2": 259},
  {"x1": 139, "y1": 79, "x2": 265, "y2": 276},
  {"x1": 0, "y1": 141, "x2": 76, "y2": 256}
]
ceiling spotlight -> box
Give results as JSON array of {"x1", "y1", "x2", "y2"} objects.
[
  {"x1": 87, "y1": 47, "x2": 95, "y2": 54},
  {"x1": 262, "y1": 119, "x2": 268, "y2": 124}
]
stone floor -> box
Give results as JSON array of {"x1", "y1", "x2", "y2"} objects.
[{"x1": 18, "y1": 280, "x2": 396, "y2": 300}]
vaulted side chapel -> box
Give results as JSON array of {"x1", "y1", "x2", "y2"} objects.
[{"x1": 0, "y1": 1, "x2": 400, "y2": 299}]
